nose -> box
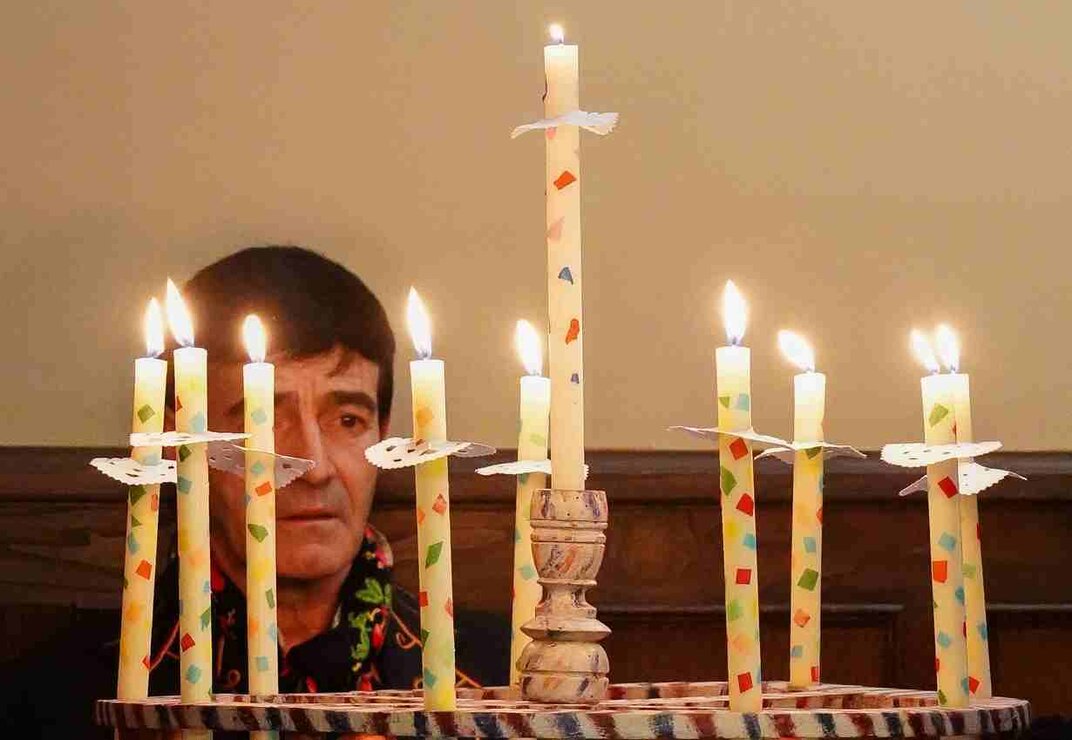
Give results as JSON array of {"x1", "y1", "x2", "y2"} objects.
[{"x1": 284, "y1": 412, "x2": 337, "y2": 486}]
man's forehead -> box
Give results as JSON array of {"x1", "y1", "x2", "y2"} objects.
[{"x1": 276, "y1": 348, "x2": 379, "y2": 386}]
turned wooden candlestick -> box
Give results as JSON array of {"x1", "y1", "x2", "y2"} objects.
[{"x1": 518, "y1": 488, "x2": 610, "y2": 704}]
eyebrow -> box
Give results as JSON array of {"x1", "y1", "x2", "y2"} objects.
[
  {"x1": 225, "y1": 390, "x2": 377, "y2": 418},
  {"x1": 329, "y1": 390, "x2": 377, "y2": 416}
]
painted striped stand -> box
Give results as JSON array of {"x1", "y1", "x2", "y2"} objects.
[{"x1": 96, "y1": 680, "x2": 1030, "y2": 738}]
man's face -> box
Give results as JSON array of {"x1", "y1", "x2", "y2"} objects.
[{"x1": 207, "y1": 346, "x2": 386, "y2": 582}]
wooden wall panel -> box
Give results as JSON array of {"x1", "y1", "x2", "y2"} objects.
[{"x1": 0, "y1": 447, "x2": 1069, "y2": 715}]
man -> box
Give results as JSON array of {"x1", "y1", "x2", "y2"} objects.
[{"x1": 1, "y1": 246, "x2": 508, "y2": 734}]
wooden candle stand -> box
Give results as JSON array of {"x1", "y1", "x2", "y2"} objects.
[{"x1": 518, "y1": 488, "x2": 610, "y2": 704}]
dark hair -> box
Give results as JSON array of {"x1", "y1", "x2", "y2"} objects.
[{"x1": 180, "y1": 246, "x2": 395, "y2": 424}]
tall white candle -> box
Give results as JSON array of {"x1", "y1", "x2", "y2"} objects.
[
  {"x1": 509, "y1": 320, "x2": 550, "y2": 685},
  {"x1": 935, "y1": 325, "x2": 991, "y2": 699},
  {"x1": 242, "y1": 315, "x2": 278, "y2": 703},
  {"x1": 117, "y1": 299, "x2": 167, "y2": 700},
  {"x1": 715, "y1": 281, "x2": 762, "y2": 712},
  {"x1": 778, "y1": 331, "x2": 826, "y2": 689},
  {"x1": 912, "y1": 329, "x2": 969, "y2": 708},
  {"x1": 544, "y1": 24, "x2": 585, "y2": 491},
  {"x1": 165, "y1": 279, "x2": 213, "y2": 724},
  {"x1": 407, "y1": 289, "x2": 457, "y2": 710}
]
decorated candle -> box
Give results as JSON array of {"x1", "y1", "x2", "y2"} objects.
[
  {"x1": 778, "y1": 330, "x2": 826, "y2": 689},
  {"x1": 242, "y1": 315, "x2": 279, "y2": 701},
  {"x1": 165, "y1": 279, "x2": 213, "y2": 707},
  {"x1": 544, "y1": 24, "x2": 585, "y2": 491},
  {"x1": 509, "y1": 320, "x2": 551, "y2": 685},
  {"x1": 935, "y1": 324, "x2": 991, "y2": 699},
  {"x1": 715, "y1": 281, "x2": 762, "y2": 712},
  {"x1": 117, "y1": 299, "x2": 167, "y2": 700},
  {"x1": 407, "y1": 288, "x2": 457, "y2": 710},
  {"x1": 912, "y1": 329, "x2": 969, "y2": 708}
]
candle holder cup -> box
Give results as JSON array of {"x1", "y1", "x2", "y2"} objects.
[{"x1": 518, "y1": 487, "x2": 611, "y2": 704}]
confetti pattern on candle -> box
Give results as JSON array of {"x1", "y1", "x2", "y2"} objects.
[
  {"x1": 117, "y1": 357, "x2": 166, "y2": 701},
  {"x1": 510, "y1": 376, "x2": 550, "y2": 686},
  {"x1": 174, "y1": 347, "x2": 212, "y2": 705},
  {"x1": 544, "y1": 41, "x2": 585, "y2": 492},
  {"x1": 945, "y1": 372, "x2": 993, "y2": 700},
  {"x1": 789, "y1": 447, "x2": 824, "y2": 688},
  {"x1": 921, "y1": 378, "x2": 970, "y2": 709},
  {"x1": 716, "y1": 345, "x2": 762, "y2": 713},
  {"x1": 411, "y1": 359, "x2": 456, "y2": 710}
]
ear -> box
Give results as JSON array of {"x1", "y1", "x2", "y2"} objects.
[{"x1": 378, "y1": 413, "x2": 390, "y2": 441}]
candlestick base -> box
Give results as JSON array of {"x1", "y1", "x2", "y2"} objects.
[{"x1": 518, "y1": 487, "x2": 610, "y2": 704}]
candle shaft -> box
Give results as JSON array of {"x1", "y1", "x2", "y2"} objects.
[
  {"x1": 411, "y1": 359, "x2": 457, "y2": 710},
  {"x1": 174, "y1": 346, "x2": 213, "y2": 706},
  {"x1": 244, "y1": 362, "x2": 278, "y2": 697},
  {"x1": 510, "y1": 375, "x2": 551, "y2": 685},
  {"x1": 117, "y1": 357, "x2": 167, "y2": 699},
  {"x1": 544, "y1": 42, "x2": 585, "y2": 491},
  {"x1": 788, "y1": 371, "x2": 825, "y2": 688},
  {"x1": 921, "y1": 374, "x2": 969, "y2": 708},
  {"x1": 715, "y1": 345, "x2": 762, "y2": 712},
  {"x1": 947, "y1": 373, "x2": 992, "y2": 699}
]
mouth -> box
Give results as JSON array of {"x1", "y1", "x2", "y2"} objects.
[{"x1": 278, "y1": 509, "x2": 337, "y2": 523}]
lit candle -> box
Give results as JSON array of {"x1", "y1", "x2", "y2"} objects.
[
  {"x1": 117, "y1": 299, "x2": 167, "y2": 700},
  {"x1": 407, "y1": 288, "x2": 457, "y2": 710},
  {"x1": 778, "y1": 330, "x2": 825, "y2": 689},
  {"x1": 912, "y1": 329, "x2": 969, "y2": 708},
  {"x1": 935, "y1": 324, "x2": 991, "y2": 699},
  {"x1": 544, "y1": 23, "x2": 586, "y2": 491},
  {"x1": 165, "y1": 279, "x2": 213, "y2": 708},
  {"x1": 242, "y1": 315, "x2": 278, "y2": 700},
  {"x1": 715, "y1": 280, "x2": 762, "y2": 712},
  {"x1": 509, "y1": 320, "x2": 550, "y2": 685}
]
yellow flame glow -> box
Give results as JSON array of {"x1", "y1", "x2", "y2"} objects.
[
  {"x1": 935, "y1": 324, "x2": 960, "y2": 373},
  {"x1": 143, "y1": 298, "x2": 165, "y2": 358},
  {"x1": 515, "y1": 319, "x2": 543, "y2": 376},
  {"x1": 165, "y1": 278, "x2": 195, "y2": 348},
  {"x1": 549, "y1": 23, "x2": 565, "y2": 43},
  {"x1": 722, "y1": 280, "x2": 747, "y2": 345},
  {"x1": 243, "y1": 314, "x2": 267, "y2": 363},
  {"x1": 406, "y1": 287, "x2": 433, "y2": 359},
  {"x1": 910, "y1": 329, "x2": 939, "y2": 374},
  {"x1": 777, "y1": 330, "x2": 815, "y2": 373}
]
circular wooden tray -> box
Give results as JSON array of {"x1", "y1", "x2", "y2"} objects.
[{"x1": 96, "y1": 681, "x2": 1030, "y2": 738}]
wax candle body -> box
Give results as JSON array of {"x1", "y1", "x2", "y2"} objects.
[
  {"x1": 244, "y1": 362, "x2": 278, "y2": 698},
  {"x1": 715, "y1": 345, "x2": 762, "y2": 712},
  {"x1": 510, "y1": 374, "x2": 551, "y2": 685},
  {"x1": 921, "y1": 374, "x2": 969, "y2": 708},
  {"x1": 174, "y1": 346, "x2": 213, "y2": 705},
  {"x1": 947, "y1": 373, "x2": 991, "y2": 699},
  {"x1": 545, "y1": 41, "x2": 585, "y2": 492},
  {"x1": 117, "y1": 356, "x2": 167, "y2": 699},
  {"x1": 411, "y1": 359, "x2": 456, "y2": 710},
  {"x1": 789, "y1": 371, "x2": 825, "y2": 689}
]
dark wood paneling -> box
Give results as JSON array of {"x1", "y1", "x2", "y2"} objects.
[{"x1": 1, "y1": 447, "x2": 1070, "y2": 715}]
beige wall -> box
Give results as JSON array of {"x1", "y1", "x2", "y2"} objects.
[{"x1": 2, "y1": 1, "x2": 1069, "y2": 450}]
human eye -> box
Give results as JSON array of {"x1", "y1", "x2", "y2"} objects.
[{"x1": 333, "y1": 406, "x2": 372, "y2": 436}]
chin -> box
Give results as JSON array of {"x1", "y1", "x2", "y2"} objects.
[{"x1": 276, "y1": 519, "x2": 358, "y2": 580}]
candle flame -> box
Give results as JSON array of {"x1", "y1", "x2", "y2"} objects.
[
  {"x1": 722, "y1": 280, "x2": 747, "y2": 345},
  {"x1": 935, "y1": 323, "x2": 960, "y2": 373},
  {"x1": 910, "y1": 328, "x2": 940, "y2": 374},
  {"x1": 165, "y1": 278, "x2": 195, "y2": 348},
  {"x1": 515, "y1": 319, "x2": 543, "y2": 376},
  {"x1": 243, "y1": 314, "x2": 268, "y2": 363},
  {"x1": 406, "y1": 287, "x2": 433, "y2": 359},
  {"x1": 549, "y1": 23, "x2": 565, "y2": 43},
  {"x1": 777, "y1": 330, "x2": 815, "y2": 373},
  {"x1": 143, "y1": 298, "x2": 165, "y2": 358}
]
